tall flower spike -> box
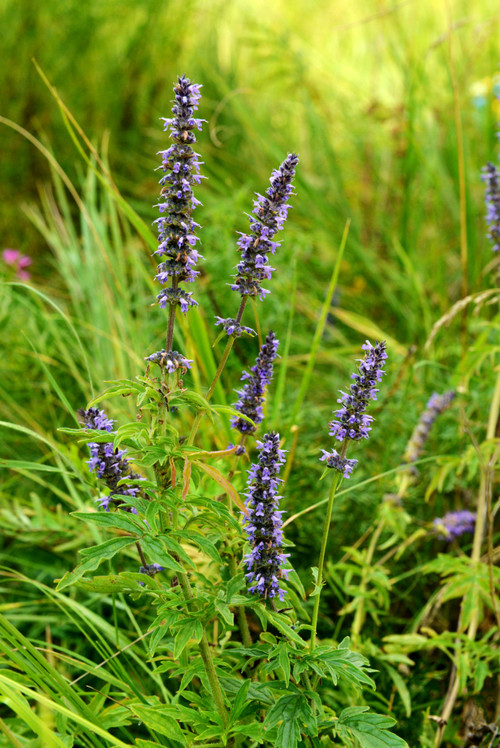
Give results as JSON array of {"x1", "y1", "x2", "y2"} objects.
[
  {"x1": 231, "y1": 331, "x2": 279, "y2": 434},
  {"x1": 78, "y1": 408, "x2": 143, "y2": 510},
  {"x1": 482, "y1": 161, "x2": 500, "y2": 254},
  {"x1": 320, "y1": 340, "x2": 388, "y2": 479},
  {"x1": 229, "y1": 154, "x2": 299, "y2": 303},
  {"x1": 154, "y1": 75, "x2": 205, "y2": 312},
  {"x1": 403, "y1": 390, "x2": 455, "y2": 465},
  {"x1": 242, "y1": 433, "x2": 289, "y2": 601}
]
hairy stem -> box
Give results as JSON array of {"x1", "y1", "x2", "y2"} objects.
[
  {"x1": 178, "y1": 571, "x2": 229, "y2": 727},
  {"x1": 166, "y1": 278, "x2": 179, "y2": 353}
]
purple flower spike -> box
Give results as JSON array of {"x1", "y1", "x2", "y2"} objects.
[
  {"x1": 403, "y1": 390, "x2": 455, "y2": 464},
  {"x1": 242, "y1": 433, "x2": 289, "y2": 601},
  {"x1": 78, "y1": 408, "x2": 143, "y2": 509},
  {"x1": 329, "y1": 341, "x2": 388, "y2": 443},
  {"x1": 154, "y1": 76, "x2": 205, "y2": 310},
  {"x1": 433, "y1": 510, "x2": 476, "y2": 540},
  {"x1": 231, "y1": 331, "x2": 279, "y2": 434},
  {"x1": 482, "y1": 162, "x2": 500, "y2": 253},
  {"x1": 231, "y1": 154, "x2": 298, "y2": 301},
  {"x1": 320, "y1": 340, "x2": 387, "y2": 479}
]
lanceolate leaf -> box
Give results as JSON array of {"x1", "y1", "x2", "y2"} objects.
[
  {"x1": 192, "y1": 460, "x2": 246, "y2": 513},
  {"x1": 56, "y1": 537, "x2": 135, "y2": 590},
  {"x1": 264, "y1": 693, "x2": 317, "y2": 748},
  {"x1": 338, "y1": 707, "x2": 408, "y2": 748}
]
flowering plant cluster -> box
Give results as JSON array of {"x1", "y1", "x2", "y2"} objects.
[{"x1": 58, "y1": 75, "x2": 414, "y2": 748}]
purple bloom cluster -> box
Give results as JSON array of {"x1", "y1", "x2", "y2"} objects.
[
  {"x1": 139, "y1": 563, "x2": 165, "y2": 576},
  {"x1": 403, "y1": 390, "x2": 455, "y2": 464},
  {"x1": 329, "y1": 341, "x2": 388, "y2": 442},
  {"x1": 154, "y1": 76, "x2": 205, "y2": 312},
  {"x1": 145, "y1": 349, "x2": 192, "y2": 373},
  {"x1": 242, "y1": 433, "x2": 289, "y2": 601},
  {"x1": 482, "y1": 161, "x2": 500, "y2": 253},
  {"x1": 231, "y1": 154, "x2": 298, "y2": 301},
  {"x1": 433, "y1": 510, "x2": 476, "y2": 540},
  {"x1": 231, "y1": 331, "x2": 279, "y2": 434},
  {"x1": 78, "y1": 408, "x2": 143, "y2": 510},
  {"x1": 319, "y1": 449, "x2": 358, "y2": 479},
  {"x1": 214, "y1": 316, "x2": 256, "y2": 338}
]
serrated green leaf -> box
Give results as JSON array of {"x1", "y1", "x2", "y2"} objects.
[
  {"x1": 177, "y1": 529, "x2": 222, "y2": 563},
  {"x1": 215, "y1": 598, "x2": 234, "y2": 626},
  {"x1": 174, "y1": 619, "x2": 203, "y2": 659},
  {"x1": 72, "y1": 511, "x2": 145, "y2": 535},
  {"x1": 226, "y1": 573, "x2": 245, "y2": 603},
  {"x1": 131, "y1": 705, "x2": 187, "y2": 744},
  {"x1": 231, "y1": 680, "x2": 250, "y2": 721},
  {"x1": 264, "y1": 610, "x2": 306, "y2": 648},
  {"x1": 278, "y1": 643, "x2": 291, "y2": 687},
  {"x1": 264, "y1": 694, "x2": 316, "y2": 748},
  {"x1": 339, "y1": 707, "x2": 408, "y2": 748},
  {"x1": 56, "y1": 537, "x2": 135, "y2": 590},
  {"x1": 140, "y1": 536, "x2": 184, "y2": 573},
  {"x1": 77, "y1": 572, "x2": 160, "y2": 593}
]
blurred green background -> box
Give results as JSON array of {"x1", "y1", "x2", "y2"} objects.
[{"x1": 1, "y1": 1, "x2": 499, "y2": 742}]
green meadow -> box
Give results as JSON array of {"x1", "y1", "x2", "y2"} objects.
[{"x1": 1, "y1": 0, "x2": 499, "y2": 745}]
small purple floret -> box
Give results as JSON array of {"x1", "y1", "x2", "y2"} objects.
[
  {"x1": 242, "y1": 433, "x2": 289, "y2": 601},
  {"x1": 319, "y1": 449, "x2": 358, "y2": 479},
  {"x1": 215, "y1": 316, "x2": 256, "y2": 338}
]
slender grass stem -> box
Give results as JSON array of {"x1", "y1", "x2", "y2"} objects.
[
  {"x1": 309, "y1": 472, "x2": 341, "y2": 653},
  {"x1": 290, "y1": 220, "x2": 350, "y2": 425},
  {"x1": 351, "y1": 518, "x2": 386, "y2": 640},
  {"x1": 188, "y1": 298, "x2": 247, "y2": 444}
]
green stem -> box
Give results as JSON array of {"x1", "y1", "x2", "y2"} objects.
[
  {"x1": 310, "y1": 472, "x2": 341, "y2": 653},
  {"x1": 229, "y1": 556, "x2": 252, "y2": 648},
  {"x1": 178, "y1": 571, "x2": 229, "y2": 727},
  {"x1": 166, "y1": 278, "x2": 179, "y2": 353}
]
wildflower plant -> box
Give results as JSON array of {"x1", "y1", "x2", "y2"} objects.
[{"x1": 58, "y1": 75, "x2": 408, "y2": 747}]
